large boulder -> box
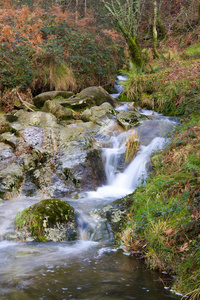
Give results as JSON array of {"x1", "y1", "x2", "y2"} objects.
[
  {"x1": 33, "y1": 91, "x2": 74, "y2": 108},
  {"x1": 42, "y1": 100, "x2": 73, "y2": 120},
  {"x1": 15, "y1": 199, "x2": 77, "y2": 242},
  {"x1": 117, "y1": 111, "x2": 149, "y2": 130},
  {"x1": 59, "y1": 87, "x2": 120, "y2": 109},
  {"x1": 56, "y1": 123, "x2": 106, "y2": 192}
]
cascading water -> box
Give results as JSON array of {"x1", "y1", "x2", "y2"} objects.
[
  {"x1": 110, "y1": 75, "x2": 126, "y2": 99},
  {"x1": 0, "y1": 104, "x2": 181, "y2": 299}
]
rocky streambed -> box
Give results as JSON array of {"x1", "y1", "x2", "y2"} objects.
[{"x1": 0, "y1": 85, "x2": 181, "y2": 299}]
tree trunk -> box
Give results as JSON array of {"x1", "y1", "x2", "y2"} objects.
[
  {"x1": 198, "y1": 3, "x2": 200, "y2": 26},
  {"x1": 157, "y1": 14, "x2": 168, "y2": 40},
  {"x1": 118, "y1": 24, "x2": 143, "y2": 70},
  {"x1": 75, "y1": 0, "x2": 78, "y2": 24},
  {"x1": 153, "y1": 1, "x2": 160, "y2": 58},
  {"x1": 85, "y1": 0, "x2": 87, "y2": 17}
]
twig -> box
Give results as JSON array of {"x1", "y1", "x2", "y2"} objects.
[{"x1": 14, "y1": 90, "x2": 34, "y2": 112}]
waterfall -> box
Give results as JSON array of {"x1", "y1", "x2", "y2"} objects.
[
  {"x1": 110, "y1": 75, "x2": 126, "y2": 98},
  {"x1": 88, "y1": 135, "x2": 168, "y2": 200}
]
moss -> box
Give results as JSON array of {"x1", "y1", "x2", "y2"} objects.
[{"x1": 15, "y1": 199, "x2": 76, "y2": 242}]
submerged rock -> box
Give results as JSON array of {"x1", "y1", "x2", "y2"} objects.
[
  {"x1": 15, "y1": 199, "x2": 77, "y2": 242},
  {"x1": 33, "y1": 91, "x2": 74, "y2": 108}
]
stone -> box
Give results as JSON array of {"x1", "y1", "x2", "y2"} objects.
[
  {"x1": 33, "y1": 91, "x2": 74, "y2": 108},
  {"x1": 126, "y1": 102, "x2": 142, "y2": 112},
  {"x1": 42, "y1": 100, "x2": 73, "y2": 120},
  {"x1": 15, "y1": 199, "x2": 77, "y2": 242},
  {"x1": 0, "y1": 132, "x2": 21, "y2": 149},
  {"x1": 81, "y1": 102, "x2": 115, "y2": 124},
  {"x1": 116, "y1": 110, "x2": 149, "y2": 130},
  {"x1": 59, "y1": 86, "x2": 120, "y2": 109},
  {"x1": 57, "y1": 123, "x2": 106, "y2": 191},
  {"x1": 0, "y1": 143, "x2": 15, "y2": 170},
  {"x1": 0, "y1": 163, "x2": 24, "y2": 199},
  {"x1": 89, "y1": 196, "x2": 133, "y2": 241}
]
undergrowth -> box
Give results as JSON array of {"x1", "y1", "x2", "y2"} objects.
[
  {"x1": 0, "y1": 5, "x2": 126, "y2": 97},
  {"x1": 121, "y1": 53, "x2": 200, "y2": 116}
]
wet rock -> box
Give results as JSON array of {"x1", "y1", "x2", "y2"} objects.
[
  {"x1": 0, "y1": 132, "x2": 21, "y2": 149},
  {"x1": 0, "y1": 107, "x2": 117, "y2": 197},
  {"x1": 57, "y1": 122, "x2": 106, "y2": 191},
  {"x1": 89, "y1": 196, "x2": 133, "y2": 241},
  {"x1": 0, "y1": 163, "x2": 24, "y2": 199},
  {"x1": 117, "y1": 110, "x2": 149, "y2": 130},
  {"x1": 42, "y1": 100, "x2": 73, "y2": 120},
  {"x1": 0, "y1": 143, "x2": 15, "y2": 170},
  {"x1": 15, "y1": 199, "x2": 77, "y2": 242},
  {"x1": 126, "y1": 102, "x2": 142, "y2": 112},
  {"x1": 33, "y1": 91, "x2": 74, "y2": 108}
]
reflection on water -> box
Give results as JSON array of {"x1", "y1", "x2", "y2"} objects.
[{"x1": 0, "y1": 243, "x2": 180, "y2": 300}]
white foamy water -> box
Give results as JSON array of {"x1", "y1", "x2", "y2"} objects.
[{"x1": 110, "y1": 75, "x2": 126, "y2": 98}]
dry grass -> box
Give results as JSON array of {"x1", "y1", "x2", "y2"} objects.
[{"x1": 125, "y1": 130, "x2": 139, "y2": 163}]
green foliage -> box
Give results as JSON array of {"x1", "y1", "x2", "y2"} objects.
[
  {"x1": 183, "y1": 43, "x2": 200, "y2": 59},
  {"x1": 0, "y1": 6, "x2": 126, "y2": 95}
]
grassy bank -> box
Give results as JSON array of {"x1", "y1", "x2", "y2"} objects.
[
  {"x1": 119, "y1": 47, "x2": 200, "y2": 298},
  {"x1": 119, "y1": 114, "x2": 200, "y2": 297}
]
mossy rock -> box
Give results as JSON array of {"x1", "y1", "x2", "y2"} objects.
[
  {"x1": 15, "y1": 199, "x2": 77, "y2": 242},
  {"x1": 33, "y1": 91, "x2": 74, "y2": 108},
  {"x1": 42, "y1": 100, "x2": 73, "y2": 120}
]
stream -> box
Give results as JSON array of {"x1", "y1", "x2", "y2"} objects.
[{"x1": 0, "y1": 82, "x2": 182, "y2": 299}]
